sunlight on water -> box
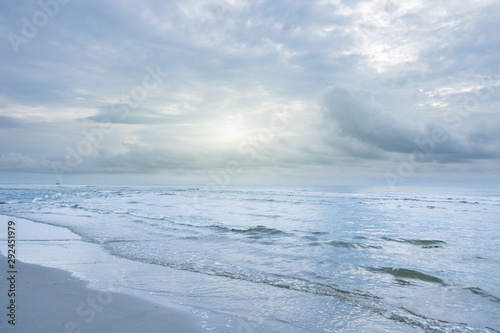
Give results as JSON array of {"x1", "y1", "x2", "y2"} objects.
[{"x1": 0, "y1": 185, "x2": 499, "y2": 332}]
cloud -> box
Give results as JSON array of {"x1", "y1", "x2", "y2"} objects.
[
  {"x1": 0, "y1": 152, "x2": 51, "y2": 172},
  {"x1": 85, "y1": 106, "x2": 176, "y2": 124},
  {"x1": 321, "y1": 85, "x2": 420, "y2": 153},
  {"x1": 0, "y1": 116, "x2": 21, "y2": 128},
  {"x1": 321, "y1": 84, "x2": 500, "y2": 163},
  {"x1": 1, "y1": 0, "x2": 500, "y2": 183}
]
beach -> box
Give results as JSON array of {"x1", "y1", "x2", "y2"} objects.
[
  {"x1": 0, "y1": 185, "x2": 499, "y2": 332},
  {"x1": 2, "y1": 0, "x2": 500, "y2": 330},
  {"x1": 0, "y1": 214, "x2": 206, "y2": 332},
  {"x1": 0, "y1": 253, "x2": 204, "y2": 332}
]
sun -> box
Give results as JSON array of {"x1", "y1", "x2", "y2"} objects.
[
  {"x1": 201, "y1": 120, "x2": 248, "y2": 147},
  {"x1": 216, "y1": 121, "x2": 248, "y2": 144},
  {"x1": 221, "y1": 124, "x2": 245, "y2": 140}
]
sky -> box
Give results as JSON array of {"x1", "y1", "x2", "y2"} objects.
[{"x1": 1, "y1": 0, "x2": 500, "y2": 185}]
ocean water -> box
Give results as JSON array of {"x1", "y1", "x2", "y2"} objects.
[{"x1": 0, "y1": 185, "x2": 499, "y2": 332}]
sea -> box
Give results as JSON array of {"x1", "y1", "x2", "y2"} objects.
[{"x1": 0, "y1": 184, "x2": 499, "y2": 332}]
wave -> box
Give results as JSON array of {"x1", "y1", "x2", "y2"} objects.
[
  {"x1": 382, "y1": 237, "x2": 446, "y2": 248},
  {"x1": 325, "y1": 240, "x2": 382, "y2": 249},
  {"x1": 312, "y1": 231, "x2": 330, "y2": 236},
  {"x1": 127, "y1": 213, "x2": 290, "y2": 238},
  {"x1": 220, "y1": 225, "x2": 287, "y2": 236},
  {"x1": 365, "y1": 267, "x2": 447, "y2": 285},
  {"x1": 362, "y1": 197, "x2": 483, "y2": 206},
  {"x1": 59, "y1": 203, "x2": 172, "y2": 222},
  {"x1": 169, "y1": 188, "x2": 199, "y2": 192},
  {"x1": 126, "y1": 211, "x2": 168, "y2": 221},
  {"x1": 31, "y1": 192, "x2": 63, "y2": 202},
  {"x1": 243, "y1": 198, "x2": 286, "y2": 203},
  {"x1": 75, "y1": 206, "x2": 290, "y2": 239},
  {"x1": 465, "y1": 287, "x2": 500, "y2": 304},
  {"x1": 103, "y1": 244, "x2": 498, "y2": 333},
  {"x1": 245, "y1": 213, "x2": 282, "y2": 219}
]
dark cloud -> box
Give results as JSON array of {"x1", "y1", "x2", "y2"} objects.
[
  {"x1": 321, "y1": 85, "x2": 500, "y2": 162},
  {"x1": 321, "y1": 85, "x2": 419, "y2": 153}
]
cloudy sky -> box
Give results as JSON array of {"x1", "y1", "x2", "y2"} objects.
[{"x1": 1, "y1": 0, "x2": 499, "y2": 185}]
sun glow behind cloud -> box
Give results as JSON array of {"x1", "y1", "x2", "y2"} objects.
[
  {"x1": 221, "y1": 123, "x2": 246, "y2": 141},
  {"x1": 0, "y1": 0, "x2": 499, "y2": 184}
]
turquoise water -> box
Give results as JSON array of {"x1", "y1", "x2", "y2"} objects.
[{"x1": 0, "y1": 185, "x2": 499, "y2": 332}]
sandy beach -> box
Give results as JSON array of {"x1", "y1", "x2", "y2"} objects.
[{"x1": 0, "y1": 253, "x2": 204, "y2": 332}]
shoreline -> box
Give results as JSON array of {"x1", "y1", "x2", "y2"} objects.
[
  {"x1": 3, "y1": 185, "x2": 497, "y2": 333},
  {"x1": 0, "y1": 214, "x2": 253, "y2": 332},
  {"x1": 0, "y1": 253, "x2": 204, "y2": 332},
  {"x1": 0, "y1": 214, "x2": 208, "y2": 332}
]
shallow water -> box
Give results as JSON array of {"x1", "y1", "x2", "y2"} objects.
[{"x1": 0, "y1": 185, "x2": 499, "y2": 332}]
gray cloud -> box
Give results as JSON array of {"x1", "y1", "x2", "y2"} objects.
[
  {"x1": 86, "y1": 106, "x2": 177, "y2": 125},
  {"x1": 0, "y1": 152, "x2": 51, "y2": 172},
  {"x1": 1, "y1": 0, "x2": 500, "y2": 183},
  {"x1": 321, "y1": 85, "x2": 500, "y2": 163},
  {"x1": 0, "y1": 116, "x2": 21, "y2": 128},
  {"x1": 321, "y1": 85, "x2": 420, "y2": 153}
]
